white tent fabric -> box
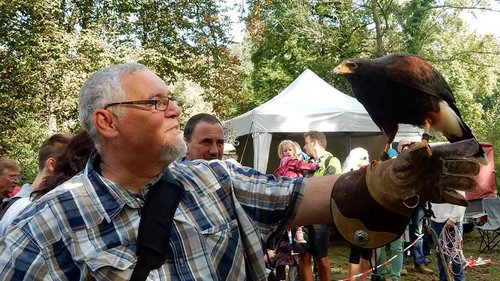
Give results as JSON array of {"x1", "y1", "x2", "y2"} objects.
[{"x1": 225, "y1": 69, "x2": 421, "y2": 172}]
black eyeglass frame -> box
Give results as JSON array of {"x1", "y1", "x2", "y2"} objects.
[{"x1": 104, "y1": 96, "x2": 175, "y2": 111}]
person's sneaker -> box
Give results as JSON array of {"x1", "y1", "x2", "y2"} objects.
[
  {"x1": 294, "y1": 227, "x2": 307, "y2": 243},
  {"x1": 400, "y1": 267, "x2": 408, "y2": 276},
  {"x1": 414, "y1": 265, "x2": 433, "y2": 274}
]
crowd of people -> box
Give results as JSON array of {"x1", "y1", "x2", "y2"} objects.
[{"x1": 0, "y1": 63, "x2": 479, "y2": 281}]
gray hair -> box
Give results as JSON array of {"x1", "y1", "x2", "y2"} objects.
[{"x1": 78, "y1": 63, "x2": 147, "y2": 151}]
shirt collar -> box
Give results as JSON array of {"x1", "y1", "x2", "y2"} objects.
[
  {"x1": 84, "y1": 151, "x2": 163, "y2": 222},
  {"x1": 315, "y1": 150, "x2": 326, "y2": 160}
]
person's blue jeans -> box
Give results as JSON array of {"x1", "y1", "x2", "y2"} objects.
[
  {"x1": 407, "y1": 206, "x2": 425, "y2": 266},
  {"x1": 430, "y1": 221, "x2": 465, "y2": 281}
]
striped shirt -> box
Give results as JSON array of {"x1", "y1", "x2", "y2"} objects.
[{"x1": 0, "y1": 155, "x2": 304, "y2": 280}]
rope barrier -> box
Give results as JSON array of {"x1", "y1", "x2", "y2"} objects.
[
  {"x1": 436, "y1": 224, "x2": 466, "y2": 276},
  {"x1": 335, "y1": 234, "x2": 424, "y2": 281}
]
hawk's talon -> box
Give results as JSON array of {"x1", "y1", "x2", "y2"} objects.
[
  {"x1": 379, "y1": 151, "x2": 389, "y2": 161},
  {"x1": 425, "y1": 146, "x2": 432, "y2": 157},
  {"x1": 419, "y1": 138, "x2": 433, "y2": 157}
]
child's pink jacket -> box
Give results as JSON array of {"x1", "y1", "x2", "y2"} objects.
[{"x1": 273, "y1": 156, "x2": 317, "y2": 178}]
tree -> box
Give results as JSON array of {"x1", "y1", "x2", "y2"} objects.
[
  {"x1": 0, "y1": 0, "x2": 240, "y2": 182},
  {"x1": 239, "y1": 0, "x2": 500, "y2": 177},
  {"x1": 242, "y1": 0, "x2": 370, "y2": 107}
]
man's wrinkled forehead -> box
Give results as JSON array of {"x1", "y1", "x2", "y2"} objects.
[{"x1": 120, "y1": 69, "x2": 171, "y2": 97}]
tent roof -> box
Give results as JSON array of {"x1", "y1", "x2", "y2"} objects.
[{"x1": 227, "y1": 69, "x2": 419, "y2": 137}]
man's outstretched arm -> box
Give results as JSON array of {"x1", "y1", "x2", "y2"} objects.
[{"x1": 292, "y1": 139, "x2": 481, "y2": 248}]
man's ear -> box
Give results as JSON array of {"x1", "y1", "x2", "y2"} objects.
[
  {"x1": 45, "y1": 157, "x2": 57, "y2": 172},
  {"x1": 94, "y1": 109, "x2": 119, "y2": 139}
]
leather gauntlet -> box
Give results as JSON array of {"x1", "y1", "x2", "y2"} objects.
[{"x1": 330, "y1": 139, "x2": 480, "y2": 248}]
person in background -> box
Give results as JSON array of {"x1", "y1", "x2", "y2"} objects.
[
  {"x1": 7, "y1": 186, "x2": 21, "y2": 198},
  {"x1": 183, "y1": 113, "x2": 224, "y2": 161},
  {"x1": 375, "y1": 148, "x2": 404, "y2": 281},
  {"x1": 430, "y1": 191, "x2": 466, "y2": 281},
  {"x1": 0, "y1": 63, "x2": 479, "y2": 280},
  {"x1": 30, "y1": 134, "x2": 73, "y2": 194},
  {"x1": 0, "y1": 131, "x2": 94, "y2": 236},
  {"x1": 31, "y1": 131, "x2": 95, "y2": 200},
  {"x1": 0, "y1": 159, "x2": 21, "y2": 204},
  {"x1": 2, "y1": 134, "x2": 74, "y2": 203},
  {"x1": 341, "y1": 147, "x2": 369, "y2": 173},
  {"x1": 298, "y1": 131, "x2": 341, "y2": 281},
  {"x1": 273, "y1": 139, "x2": 318, "y2": 281},
  {"x1": 398, "y1": 139, "x2": 433, "y2": 275},
  {"x1": 342, "y1": 147, "x2": 373, "y2": 281},
  {"x1": 273, "y1": 140, "x2": 317, "y2": 179},
  {"x1": 0, "y1": 133, "x2": 73, "y2": 235},
  {"x1": 6, "y1": 134, "x2": 72, "y2": 200}
]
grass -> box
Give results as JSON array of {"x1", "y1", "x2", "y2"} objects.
[{"x1": 325, "y1": 228, "x2": 499, "y2": 280}]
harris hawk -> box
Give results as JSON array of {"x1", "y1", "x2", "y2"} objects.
[{"x1": 334, "y1": 52, "x2": 486, "y2": 163}]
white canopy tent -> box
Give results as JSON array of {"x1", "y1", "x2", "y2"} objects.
[{"x1": 225, "y1": 69, "x2": 422, "y2": 173}]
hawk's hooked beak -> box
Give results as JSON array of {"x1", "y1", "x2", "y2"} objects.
[{"x1": 333, "y1": 62, "x2": 355, "y2": 75}]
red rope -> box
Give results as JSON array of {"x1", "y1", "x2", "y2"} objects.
[{"x1": 336, "y1": 234, "x2": 424, "y2": 281}]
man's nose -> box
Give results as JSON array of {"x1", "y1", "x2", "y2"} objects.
[
  {"x1": 209, "y1": 143, "x2": 219, "y2": 153},
  {"x1": 164, "y1": 99, "x2": 182, "y2": 118}
]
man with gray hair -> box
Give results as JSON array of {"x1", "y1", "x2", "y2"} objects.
[{"x1": 0, "y1": 63, "x2": 481, "y2": 280}]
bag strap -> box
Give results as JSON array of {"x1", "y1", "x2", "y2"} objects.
[
  {"x1": 0, "y1": 197, "x2": 22, "y2": 220},
  {"x1": 324, "y1": 155, "x2": 332, "y2": 168},
  {"x1": 130, "y1": 169, "x2": 185, "y2": 281},
  {"x1": 321, "y1": 155, "x2": 335, "y2": 176}
]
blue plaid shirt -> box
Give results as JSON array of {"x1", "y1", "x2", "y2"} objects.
[{"x1": 0, "y1": 155, "x2": 304, "y2": 280}]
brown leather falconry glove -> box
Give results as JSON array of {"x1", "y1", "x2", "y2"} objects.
[{"x1": 330, "y1": 139, "x2": 480, "y2": 249}]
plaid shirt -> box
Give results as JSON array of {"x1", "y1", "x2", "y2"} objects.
[{"x1": 0, "y1": 154, "x2": 304, "y2": 280}]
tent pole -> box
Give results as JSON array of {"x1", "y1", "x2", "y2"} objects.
[
  {"x1": 346, "y1": 133, "x2": 352, "y2": 157},
  {"x1": 240, "y1": 117, "x2": 255, "y2": 165}
]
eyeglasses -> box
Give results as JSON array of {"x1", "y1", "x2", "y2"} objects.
[
  {"x1": 104, "y1": 96, "x2": 175, "y2": 111},
  {"x1": 1, "y1": 174, "x2": 20, "y2": 181},
  {"x1": 401, "y1": 144, "x2": 411, "y2": 151}
]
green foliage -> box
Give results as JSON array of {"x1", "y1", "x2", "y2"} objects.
[
  {"x1": 243, "y1": 0, "x2": 366, "y2": 107},
  {"x1": 398, "y1": 0, "x2": 436, "y2": 54},
  {"x1": 1, "y1": 0, "x2": 500, "y2": 187},
  {"x1": 0, "y1": 0, "x2": 240, "y2": 183},
  {"x1": 1, "y1": 113, "x2": 50, "y2": 183},
  {"x1": 240, "y1": 0, "x2": 500, "y2": 185}
]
